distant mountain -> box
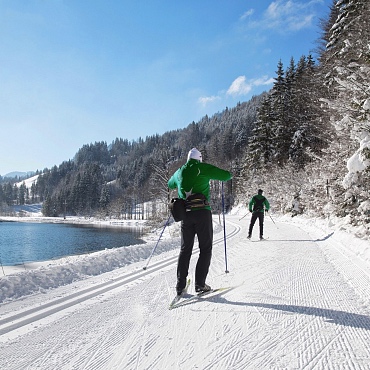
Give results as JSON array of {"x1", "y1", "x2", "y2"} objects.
[{"x1": 4, "y1": 171, "x2": 33, "y2": 178}]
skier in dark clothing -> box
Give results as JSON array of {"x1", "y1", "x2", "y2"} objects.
[
  {"x1": 247, "y1": 189, "x2": 270, "y2": 240},
  {"x1": 168, "y1": 148, "x2": 232, "y2": 296}
]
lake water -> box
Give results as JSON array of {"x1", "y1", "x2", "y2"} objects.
[{"x1": 0, "y1": 221, "x2": 145, "y2": 266}]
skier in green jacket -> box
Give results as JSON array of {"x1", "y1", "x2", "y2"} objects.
[
  {"x1": 247, "y1": 189, "x2": 270, "y2": 240},
  {"x1": 168, "y1": 148, "x2": 232, "y2": 296}
]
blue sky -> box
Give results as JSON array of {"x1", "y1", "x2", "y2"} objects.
[{"x1": 0, "y1": 0, "x2": 332, "y2": 176}]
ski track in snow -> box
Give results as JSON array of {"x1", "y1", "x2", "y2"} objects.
[{"x1": 1, "y1": 216, "x2": 370, "y2": 369}]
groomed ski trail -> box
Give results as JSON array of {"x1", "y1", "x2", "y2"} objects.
[{"x1": 0, "y1": 215, "x2": 370, "y2": 369}]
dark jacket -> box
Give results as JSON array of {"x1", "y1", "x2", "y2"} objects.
[{"x1": 248, "y1": 194, "x2": 270, "y2": 213}]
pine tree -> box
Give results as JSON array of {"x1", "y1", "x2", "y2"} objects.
[
  {"x1": 271, "y1": 60, "x2": 288, "y2": 165},
  {"x1": 18, "y1": 182, "x2": 26, "y2": 205},
  {"x1": 246, "y1": 95, "x2": 275, "y2": 169},
  {"x1": 322, "y1": 0, "x2": 370, "y2": 225},
  {"x1": 289, "y1": 55, "x2": 329, "y2": 168}
]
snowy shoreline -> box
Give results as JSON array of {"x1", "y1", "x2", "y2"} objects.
[
  {"x1": 0, "y1": 212, "x2": 182, "y2": 302},
  {"x1": 0, "y1": 214, "x2": 152, "y2": 277},
  {"x1": 0, "y1": 215, "x2": 149, "y2": 227}
]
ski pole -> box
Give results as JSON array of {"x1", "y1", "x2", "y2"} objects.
[
  {"x1": 268, "y1": 212, "x2": 278, "y2": 229},
  {"x1": 221, "y1": 182, "x2": 229, "y2": 273},
  {"x1": 238, "y1": 213, "x2": 248, "y2": 221},
  {"x1": 143, "y1": 214, "x2": 171, "y2": 270},
  {"x1": 0, "y1": 257, "x2": 5, "y2": 276}
]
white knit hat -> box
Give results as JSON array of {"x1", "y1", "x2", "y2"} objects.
[{"x1": 187, "y1": 148, "x2": 202, "y2": 162}]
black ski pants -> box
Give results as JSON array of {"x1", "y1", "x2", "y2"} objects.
[
  {"x1": 248, "y1": 211, "x2": 264, "y2": 237},
  {"x1": 176, "y1": 209, "x2": 213, "y2": 292}
]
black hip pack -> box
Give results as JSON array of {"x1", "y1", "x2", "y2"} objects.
[
  {"x1": 169, "y1": 193, "x2": 209, "y2": 222},
  {"x1": 169, "y1": 198, "x2": 186, "y2": 222}
]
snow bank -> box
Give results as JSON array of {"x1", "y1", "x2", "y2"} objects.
[{"x1": 281, "y1": 213, "x2": 370, "y2": 267}]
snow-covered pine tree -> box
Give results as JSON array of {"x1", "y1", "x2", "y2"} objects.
[
  {"x1": 246, "y1": 95, "x2": 275, "y2": 170},
  {"x1": 288, "y1": 55, "x2": 329, "y2": 169},
  {"x1": 271, "y1": 60, "x2": 288, "y2": 165},
  {"x1": 322, "y1": 0, "x2": 370, "y2": 230}
]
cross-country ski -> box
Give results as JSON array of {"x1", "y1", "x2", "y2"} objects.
[
  {"x1": 169, "y1": 278, "x2": 191, "y2": 309},
  {"x1": 169, "y1": 286, "x2": 233, "y2": 310},
  {"x1": 249, "y1": 236, "x2": 270, "y2": 242}
]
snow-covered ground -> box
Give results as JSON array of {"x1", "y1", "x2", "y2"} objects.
[{"x1": 1, "y1": 211, "x2": 370, "y2": 369}]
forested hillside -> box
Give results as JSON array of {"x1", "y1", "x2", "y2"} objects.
[
  {"x1": 0, "y1": 95, "x2": 264, "y2": 219},
  {"x1": 1, "y1": 0, "x2": 369, "y2": 237}
]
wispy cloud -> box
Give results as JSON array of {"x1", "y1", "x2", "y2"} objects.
[
  {"x1": 198, "y1": 75, "x2": 274, "y2": 107},
  {"x1": 227, "y1": 75, "x2": 274, "y2": 97},
  {"x1": 240, "y1": 9, "x2": 255, "y2": 21},
  {"x1": 227, "y1": 76, "x2": 252, "y2": 96},
  {"x1": 244, "y1": 0, "x2": 322, "y2": 32},
  {"x1": 198, "y1": 95, "x2": 221, "y2": 107}
]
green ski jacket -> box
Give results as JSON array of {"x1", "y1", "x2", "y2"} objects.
[{"x1": 168, "y1": 159, "x2": 232, "y2": 211}]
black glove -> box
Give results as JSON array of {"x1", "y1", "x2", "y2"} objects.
[{"x1": 265, "y1": 209, "x2": 268, "y2": 213}]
